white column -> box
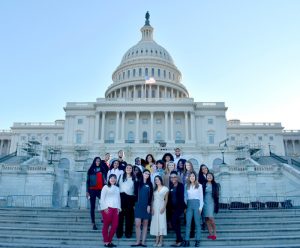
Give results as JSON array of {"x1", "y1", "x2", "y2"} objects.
[
  {"x1": 164, "y1": 111, "x2": 168, "y2": 141},
  {"x1": 184, "y1": 111, "x2": 189, "y2": 142},
  {"x1": 135, "y1": 112, "x2": 140, "y2": 143},
  {"x1": 292, "y1": 140, "x2": 296, "y2": 154},
  {"x1": 284, "y1": 140, "x2": 287, "y2": 156},
  {"x1": 126, "y1": 87, "x2": 129, "y2": 98},
  {"x1": 150, "y1": 112, "x2": 154, "y2": 143},
  {"x1": 95, "y1": 112, "x2": 100, "y2": 140},
  {"x1": 134, "y1": 85, "x2": 136, "y2": 98},
  {"x1": 121, "y1": 111, "x2": 125, "y2": 142},
  {"x1": 164, "y1": 86, "x2": 167, "y2": 98},
  {"x1": 149, "y1": 84, "x2": 152, "y2": 98},
  {"x1": 171, "y1": 88, "x2": 174, "y2": 98},
  {"x1": 157, "y1": 85, "x2": 160, "y2": 98},
  {"x1": 191, "y1": 112, "x2": 196, "y2": 142},
  {"x1": 100, "y1": 111, "x2": 106, "y2": 142},
  {"x1": 115, "y1": 112, "x2": 120, "y2": 143},
  {"x1": 170, "y1": 111, "x2": 174, "y2": 142}
]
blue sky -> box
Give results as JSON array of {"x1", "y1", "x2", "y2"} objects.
[{"x1": 0, "y1": 0, "x2": 299, "y2": 130}]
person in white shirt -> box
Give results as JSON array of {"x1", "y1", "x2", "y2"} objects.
[
  {"x1": 183, "y1": 171, "x2": 203, "y2": 247},
  {"x1": 100, "y1": 174, "x2": 121, "y2": 247},
  {"x1": 107, "y1": 159, "x2": 124, "y2": 183},
  {"x1": 116, "y1": 164, "x2": 136, "y2": 239},
  {"x1": 174, "y1": 147, "x2": 184, "y2": 166}
]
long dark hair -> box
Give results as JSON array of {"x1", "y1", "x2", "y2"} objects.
[
  {"x1": 177, "y1": 158, "x2": 186, "y2": 173},
  {"x1": 204, "y1": 172, "x2": 220, "y2": 213},
  {"x1": 138, "y1": 169, "x2": 152, "y2": 188},
  {"x1": 153, "y1": 175, "x2": 164, "y2": 191},
  {"x1": 87, "y1": 157, "x2": 101, "y2": 175},
  {"x1": 122, "y1": 164, "x2": 135, "y2": 182},
  {"x1": 133, "y1": 166, "x2": 142, "y2": 182},
  {"x1": 198, "y1": 164, "x2": 209, "y2": 184},
  {"x1": 107, "y1": 174, "x2": 117, "y2": 187},
  {"x1": 145, "y1": 154, "x2": 156, "y2": 164}
]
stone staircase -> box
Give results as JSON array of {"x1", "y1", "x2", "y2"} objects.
[{"x1": 0, "y1": 208, "x2": 300, "y2": 247}]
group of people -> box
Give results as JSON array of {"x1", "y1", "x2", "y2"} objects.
[{"x1": 86, "y1": 148, "x2": 219, "y2": 247}]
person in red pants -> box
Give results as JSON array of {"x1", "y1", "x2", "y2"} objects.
[{"x1": 100, "y1": 174, "x2": 121, "y2": 247}]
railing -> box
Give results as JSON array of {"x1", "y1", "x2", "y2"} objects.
[
  {"x1": 291, "y1": 159, "x2": 300, "y2": 167},
  {"x1": 1, "y1": 194, "x2": 299, "y2": 210},
  {"x1": 270, "y1": 152, "x2": 288, "y2": 163},
  {"x1": 219, "y1": 196, "x2": 300, "y2": 210},
  {"x1": 0, "y1": 151, "x2": 17, "y2": 163}
]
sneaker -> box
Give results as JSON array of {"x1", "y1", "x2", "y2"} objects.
[
  {"x1": 212, "y1": 235, "x2": 217, "y2": 240},
  {"x1": 194, "y1": 241, "x2": 200, "y2": 247}
]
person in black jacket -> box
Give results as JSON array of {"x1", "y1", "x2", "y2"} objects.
[
  {"x1": 202, "y1": 172, "x2": 220, "y2": 240},
  {"x1": 198, "y1": 164, "x2": 209, "y2": 230},
  {"x1": 86, "y1": 156, "x2": 105, "y2": 230},
  {"x1": 169, "y1": 171, "x2": 186, "y2": 247}
]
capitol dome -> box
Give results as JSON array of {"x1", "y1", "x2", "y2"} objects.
[{"x1": 105, "y1": 12, "x2": 189, "y2": 99}]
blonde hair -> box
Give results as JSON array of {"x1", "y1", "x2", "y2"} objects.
[{"x1": 165, "y1": 161, "x2": 176, "y2": 173}]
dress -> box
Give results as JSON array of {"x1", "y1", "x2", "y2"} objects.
[
  {"x1": 203, "y1": 184, "x2": 214, "y2": 217},
  {"x1": 150, "y1": 186, "x2": 169, "y2": 236},
  {"x1": 134, "y1": 184, "x2": 152, "y2": 220}
]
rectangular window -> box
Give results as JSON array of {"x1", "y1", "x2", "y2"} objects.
[
  {"x1": 77, "y1": 119, "x2": 83, "y2": 125},
  {"x1": 127, "y1": 70, "x2": 130, "y2": 78},
  {"x1": 139, "y1": 68, "x2": 142, "y2": 77},
  {"x1": 164, "y1": 70, "x2": 166, "y2": 78},
  {"x1": 158, "y1": 69, "x2": 160, "y2": 77},
  {"x1": 258, "y1": 136, "x2": 262, "y2": 141},
  {"x1": 156, "y1": 119, "x2": 162, "y2": 124},
  {"x1": 269, "y1": 136, "x2": 274, "y2": 141},
  {"x1": 128, "y1": 119, "x2": 135, "y2": 124},
  {"x1": 145, "y1": 68, "x2": 148, "y2": 76},
  {"x1": 58, "y1": 136, "x2": 63, "y2": 141},
  {"x1": 208, "y1": 134, "x2": 214, "y2": 144},
  {"x1": 208, "y1": 118, "x2": 213, "y2": 124},
  {"x1": 76, "y1": 133, "x2": 82, "y2": 144},
  {"x1": 151, "y1": 68, "x2": 155, "y2": 76},
  {"x1": 175, "y1": 118, "x2": 181, "y2": 124},
  {"x1": 230, "y1": 136, "x2": 235, "y2": 141}
]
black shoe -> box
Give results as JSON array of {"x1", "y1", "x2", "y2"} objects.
[
  {"x1": 104, "y1": 244, "x2": 110, "y2": 247},
  {"x1": 109, "y1": 243, "x2": 117, "y2": 247},
  {"x1": 92, "y1": 224, "x2": 98, "y2": 230},
  {"x1": 131, "y1": 244, "x2": 141, "y2": 247},
  {"x1": 183, "y1": 241, "x2": 190, "y2": 247},
  {"x1": 125, "y1": 234, "x2": 132, "y2": 239},
  {"x1": 194, "y1": 241, "x2": 200, "y2": 247},
  {"x1": 201, "y1": 223, "x2": 205, "y2": 230}
]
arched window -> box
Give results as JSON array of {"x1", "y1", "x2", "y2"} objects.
[
  {"x1": 151, "y1": 68, "x2": 155, "y2": 76},
  {"x1": 145, "y1": 68, "x2": 148, "y2": 76},
  {"x1": 139, "y1": 68, "x2": 142, "y2": 77}
]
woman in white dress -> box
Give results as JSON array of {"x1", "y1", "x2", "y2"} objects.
[{"x1": 150, "y1": 175, "x2": 169, "y2": 247}]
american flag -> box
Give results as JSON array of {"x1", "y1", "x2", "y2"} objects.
[{"x1": 145, "y1": 76, "x2": 156, "y2": 84}]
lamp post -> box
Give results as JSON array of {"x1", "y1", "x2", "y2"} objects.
[
  {"x1": 219, "y1": 139, "x2": 228, "y2": 165},
  {"x1": 48, "y1": 148, "x2": 54, "y2": 164}
]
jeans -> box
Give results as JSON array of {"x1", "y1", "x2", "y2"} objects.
[{"x1": 185, "y1": 199, "x2": 201, "y2": 241}]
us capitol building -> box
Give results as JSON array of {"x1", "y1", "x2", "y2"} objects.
[{"x1": 0, "y1": 13, "x2": 299, "y2": 207}]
